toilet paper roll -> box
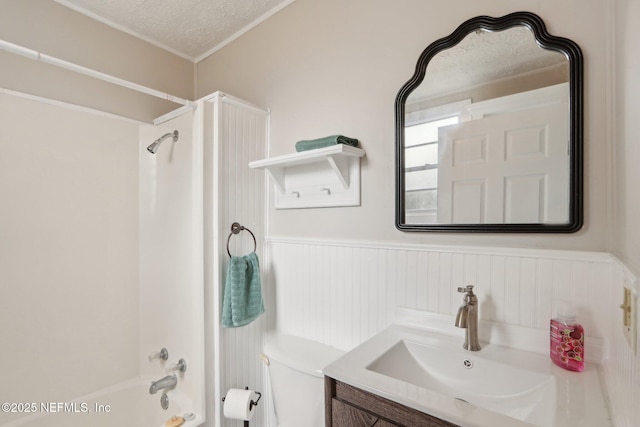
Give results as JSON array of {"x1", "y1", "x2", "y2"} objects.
[{"x1": 223, "y1": 388, "x2": 257, "y2": 421}]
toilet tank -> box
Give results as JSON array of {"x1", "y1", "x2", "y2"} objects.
[{"x1": 263, "y1": 335, "x2": 344, "y2": 427}]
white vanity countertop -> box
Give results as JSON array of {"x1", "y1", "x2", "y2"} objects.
[{"x1": 323, "y1": 309, "x2": 612, "y2": 427}]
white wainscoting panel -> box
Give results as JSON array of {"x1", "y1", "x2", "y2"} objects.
[
  {"x1": 267, "y1": 238, "x2": 613, "y2": 352},
  {"x1": 204, "y1": 93, "x2": 269, "y2": 427},
  {"x1": 266, "y1": 238, "x2": 640, "y2": 426}
]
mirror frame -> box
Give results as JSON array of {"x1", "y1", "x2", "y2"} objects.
[{"x1": 395, "y1": 11, "x2": 583, "y2": 233}]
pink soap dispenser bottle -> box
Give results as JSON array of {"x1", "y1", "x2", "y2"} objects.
[{"x1": 550, "y1": 301, "x2": 584, "y2": 372}]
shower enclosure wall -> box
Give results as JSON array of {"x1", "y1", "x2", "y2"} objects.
[
  {"x1": 0, "y1": 91, "x2": 141, "y2": 427},
  {"x1": 0, "y1": 88, "x2": 268, "y2": 427},
  {"x1": 140, "y1": 92, "x2": 269, "y2": 427},
  {"x1": 139, "y1": 108, "x2": 204, "y2": 424}
]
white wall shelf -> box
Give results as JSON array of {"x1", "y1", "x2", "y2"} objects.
[{"x1": 249, "y1": 144, "x2": 366, "y2": 209}]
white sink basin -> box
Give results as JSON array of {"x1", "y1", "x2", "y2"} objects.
[
  {"x1": 323, "y1": 314, "x2": 612, "y2": 427},
  {"x1": 366, "y1": 339, "x2": 555, "y2": 427}
]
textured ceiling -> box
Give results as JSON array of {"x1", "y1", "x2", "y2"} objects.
[
  {"x1": 411, "y1": 27, "x2": 568, "y2": 101},
  {"x1": 55, "y1": 0, "x2": 294, "y2": 61}
]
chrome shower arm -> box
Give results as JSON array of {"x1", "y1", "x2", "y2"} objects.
[{"x1": 147, "y1": 130, "x2": 179, "y2": 154}]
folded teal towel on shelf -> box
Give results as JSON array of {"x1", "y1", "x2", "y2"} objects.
[
  {"x1": 221, "y1": 252, "x2": 265, "y2": 328},
  {"x1": 294, "y1": 135, "x2": 359, "y2": 152}
]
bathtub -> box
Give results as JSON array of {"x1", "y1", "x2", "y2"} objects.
[{"x1": 2, "y1": 378, "x2": 203, "y2": 427}]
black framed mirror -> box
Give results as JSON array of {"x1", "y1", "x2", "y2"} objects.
[{"x1": 395, "y1": 12, "x2": 583, "y2": 232}]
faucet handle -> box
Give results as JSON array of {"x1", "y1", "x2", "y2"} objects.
[
  {"x1": 148, "y1": 348, "x2": 169, "y2": 362},
  {"x1": 457, "y1": 285, "x2": 475, "y2": 294},
  {"x1": 166, "y1": 358, "x2": 187, "y2": 374}
]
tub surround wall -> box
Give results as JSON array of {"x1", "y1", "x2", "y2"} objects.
[
  {"x1": 1, "y1": 2, "x2": 201, "y2": 424},
  {"x1": 138, "y1": 110, "x2": 205, "y2": 417},
  {"x1": 0, "y1": 93, "x2": 139, "y2": 424}
]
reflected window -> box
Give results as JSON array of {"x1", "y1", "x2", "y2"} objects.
[{"x1": 405, "y1": 116, "x2": 458, "y2": 221}]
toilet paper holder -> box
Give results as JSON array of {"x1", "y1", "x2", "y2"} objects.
[{"x1": 222, "y1": 387, "x2": 261, "y2": 426}]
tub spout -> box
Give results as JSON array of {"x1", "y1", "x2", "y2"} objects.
[{"x1": 149, "y1": 374, "x2": 177, "y2": 394}]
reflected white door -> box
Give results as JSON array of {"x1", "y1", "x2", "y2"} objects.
[{"x1": 437, "y1": 103, "x2": 568, "y2": 224}]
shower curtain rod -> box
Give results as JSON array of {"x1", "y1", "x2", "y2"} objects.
[{"x1": 0, "y1": 39, "x2": 197, "y2": 125}]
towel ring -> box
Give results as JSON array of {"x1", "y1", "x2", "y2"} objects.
[{"x1": 226, "y1": 222, "x2": 257, "y2": 258}]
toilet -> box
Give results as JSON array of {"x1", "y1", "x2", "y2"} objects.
[{"x1": 262, "y1": 335, "x2": 345, "y2": 427}]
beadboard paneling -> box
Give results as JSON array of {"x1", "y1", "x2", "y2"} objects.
[
  {"x1": 218, "y1": 99, "x2": 268, "y2": 427},
  {"x1": 267, "y1": 238, "x2": 613, "y2": 353},
  {"x1": 205, "y1": 94, "x2": 269, "y2": 427},
  {"x1": 266, "y1": 238, "x2": 640, "y2": 426}
]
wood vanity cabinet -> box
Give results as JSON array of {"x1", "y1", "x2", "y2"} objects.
[{"x1": 325, "y1": 377, "x2": 460, "y2": 427}]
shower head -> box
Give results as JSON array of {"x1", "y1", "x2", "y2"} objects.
[{"x1": 147, "y1": 130, "x2": 179, "y2": 154}]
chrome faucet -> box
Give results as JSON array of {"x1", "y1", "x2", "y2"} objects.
[
  {"x1": 149, "y1": 374, "x2": 177, "y2": 394},
  {"x1": 455, "y1": 285, "x2": 481, "y2": 351}
]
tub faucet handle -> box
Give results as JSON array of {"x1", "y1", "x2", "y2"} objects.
[
  {"x1": 148, "y1": 348, "x2": 169, "y2": 362},
  {"x1": 166, "y1": 358, "x2": 187, "y2": 374}
]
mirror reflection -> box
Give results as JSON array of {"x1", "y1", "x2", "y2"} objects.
[
  {"x1": 404, "y1": 27, "x2": 568, "y2": 225},
  {"x1": 396, "y1": 13, "x2": 583, "y2": 232}
]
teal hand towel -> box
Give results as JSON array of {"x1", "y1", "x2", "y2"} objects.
[
  {"x1": 295, "y1": 135, "x2": 359, "y2": 152},
  {"x1": 221, "y1": 252, "x2": 265, "y2": 328}
]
